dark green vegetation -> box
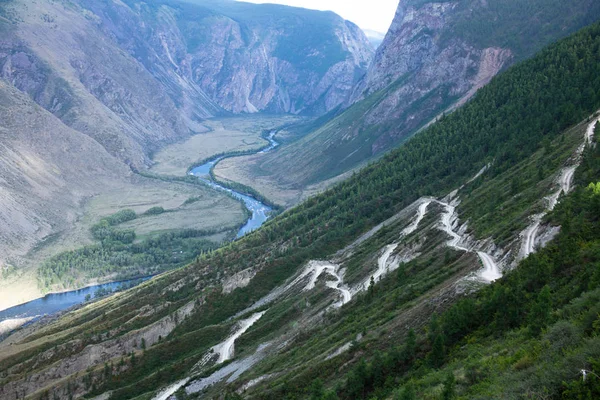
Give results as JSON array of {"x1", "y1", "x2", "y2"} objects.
[
  {"x1": 278, "y1": 129, "x2": 600, "y2": 400},
  {"x1": 37, "y1": 210, "x2": 224, "y2": 292},
  {"x1": 434, "y1": 0, "x2": 600, "y2": 60},
  {"x1": 4, "y1": 19, "x2": 600, "y2": 400}
]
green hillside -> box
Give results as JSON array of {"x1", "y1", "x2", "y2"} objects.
[{"x1": 2, "y1": 19, "x2": 600, "y2": 400}]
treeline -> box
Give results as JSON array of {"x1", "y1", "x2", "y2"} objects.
[{"x1": 37, "y1": 209, "x2": 227, "y2": 292}]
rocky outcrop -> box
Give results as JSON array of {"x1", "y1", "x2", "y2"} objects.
[
  {"x1": 222, "y1": 268, "x2": 256, "y2": 294},
  {"x1": 252, "y1": 0, "x2": 600, "y2": 189},
  {"x1": 82, "y1": 0, "x2": 373, "y2": 116}
]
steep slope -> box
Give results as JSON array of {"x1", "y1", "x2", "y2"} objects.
[
  {"x1": 1, "y1": 21, "x2": 600, "y2": 400},
  {"x1": 0, "y1": 0, "x2": 211, "y2": 169},
  {"x1": 87, "y1": 0, "x2": 374, "y2": 115},
  {"x1": 250, "y1": 0, "x2": 600, "y2": 189},
  {"x1": 0, "y1": 0, "x2": 372, "y2": 168},
  {"x1": 0, "y1": 80, "x2": 130, "y2": 299}
]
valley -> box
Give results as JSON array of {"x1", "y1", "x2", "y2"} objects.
[
  {"x1": 2, "y1": 20, "x2": 600, "y2": 399},
  {"x1": 2, "y1": 1, "x2": 600, "y2": 399},
  {"x1": 0, "y1": 113, "x2": 307, "y2": 339},
  {"x1": 149, "y1": 116, "x2": 302, "y2": 178},
  {"x1": 0, "y1": 0, "x2": 374, "y2": 313}
]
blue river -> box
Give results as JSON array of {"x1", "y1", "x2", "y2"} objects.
[
  {"x1": 189, "y1": 130, "x2": 277, "y2": 238},
  {"x1": 0, "y1": 131, "x2": 279, "y2": 334},
  {"x1": 0, "y1": 277, "x2": 151, "y2": 328}
]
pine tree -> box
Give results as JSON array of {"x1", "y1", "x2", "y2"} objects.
[
  {"x1": 528, "y1": 285, "x2": 552, "y2": 336},
  {"x1": 442, "y1": 373, "x2": 457, "y2": 400},
  {"x1": 395, "y1": 381, "x2": 416, "y2": 400},
  {"x1": 402, "y1": 329, "x2": 417, "y2": 362}
]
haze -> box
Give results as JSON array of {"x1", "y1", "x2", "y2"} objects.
[{"x1": 238, "y1": 0, "x2": 398, "y2": 32}]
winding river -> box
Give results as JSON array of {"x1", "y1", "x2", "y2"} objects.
[
  {"x1": 189, "y1": 130, "x2": 277, "y2": 238},
  {"x1": 0, "y1": 131, "x2": 279, "y2": 336}
]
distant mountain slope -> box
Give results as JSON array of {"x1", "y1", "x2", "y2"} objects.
[
  {"x1": 2, "y1": 19, "x2": 600, "y2": 400},
  {"x1": 91, "y1": 0, "x2": 374, "y2": 115},
  {"x1": 0, "y1": 0, "x2": 212, "y2": 169},
  {"x1": 254, "y1": 0, "x2": 600, "y2": 188},
  {"x1": 0, "y1": 80, "x2": 129, "y2": 274},
  {"x1": 0, "y1": 0, "x2": 373, "y2": 169}
]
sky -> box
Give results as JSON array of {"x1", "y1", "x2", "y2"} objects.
[{"x1": 237, "y1": 0, "x2": 399, "y2": 33}]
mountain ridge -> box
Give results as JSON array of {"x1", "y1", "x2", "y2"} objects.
[
  {"x1": 247, "y1": 0, "x2": 600, "y2": 191},
  {"x1": 2, "y1": 19, "x2": 600, "y2": 399}
]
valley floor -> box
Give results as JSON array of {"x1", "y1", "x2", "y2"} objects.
[{"x1": 0, "y1": 115, "x2": 301, "y2": 312}]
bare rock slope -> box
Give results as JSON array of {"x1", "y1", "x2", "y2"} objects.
[
  {"x1": 0, "y1": 80, "x2": 129, "y2": 270},
  {"x1": 253, "y1": 0, "x2": 600, "y2": 189}
]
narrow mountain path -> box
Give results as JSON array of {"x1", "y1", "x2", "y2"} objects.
[
  {"x1": 152, "y1": 311, "x2": 266, "y2": 400},
  {"x1": 520, "y1": 116, "x2": 599, "y2": 259},
  {"x1": 437, "y1": 201, "x2": 470, "y2": 252},
  {"x1": 402, "y1": 200, "x2": 432, "y2": 236},
  {"x1": 436, "y1": 199, "x2": 501, "y2": 282},
  {"x1": 214, "y1": 312, "x2": 267, "y2": 363}
]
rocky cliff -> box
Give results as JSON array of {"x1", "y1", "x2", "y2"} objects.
[
  {"x1": 83, "y1": 0, "x2": 373, "y2": 115},
  {"x1": 252, "y1": 0, "x2": 600, "y2": 189},
  {"x1": 0, "y1": 0, "x2": 373, "y2": 169}
]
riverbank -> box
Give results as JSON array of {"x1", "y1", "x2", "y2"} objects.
[{"x1": 0, "y1": 276, "x2": 152, "y2": 331}]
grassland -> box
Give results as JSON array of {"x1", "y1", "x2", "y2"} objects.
[
  {"x1": 214, "y1": 155, "x2": 352, "y2": 207},
  {"x1": 149, "y1": 116, "x2": 302, "y2": 177},
  {"x1": 0, "y1": 176, "x2": 246, "y2": 311}
]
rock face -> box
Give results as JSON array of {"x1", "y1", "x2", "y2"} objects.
[
  {"x1": 253, "y1": 0, "x2": 600, "y2": 188},
  {"x1": 82, "y1": 0, "x2": 373, "y2": 115},
  {"x1": 349, "y1": 1, "x2": 513, "y2": 154},
  {"x1": 0, "y1": 0, "x2": 373, "y2": 168}
]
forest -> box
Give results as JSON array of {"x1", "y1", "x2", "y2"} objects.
[
  {"x1": 71, "y1": 21, "x2": 600, "y2": 399},
  {"x1": 37, "y1": 210, "x2": 223, "y2": 292}
]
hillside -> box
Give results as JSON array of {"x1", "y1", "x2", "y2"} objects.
[
  {"x1": 0, "y1": 0, "x2": 372, "y2": 168},
  {"x1": 0, "y1": 80, "x2": 131, "y2": 307},
  {"x1": 0, "y1": 77, "x2": 248, "y2": 310},
  {"x1": 235, "y1": 0, "x2": 600, "y2": 196},
  {"x1": 0, "y1": 0, "x2": 373, "y2": 304},
  {"x1": 1, "y1": 20, "x2": 600, "y2": 399}
]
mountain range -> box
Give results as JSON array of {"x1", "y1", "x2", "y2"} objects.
[
  {"x1": 0, "y1": 0, "x2": 372, "y2": 277},
  {"x1": 1, "y1": 0, "x2": 600, "y2": 399}
]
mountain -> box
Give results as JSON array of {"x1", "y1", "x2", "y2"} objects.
[
  {"x1": 2, "y1": 19, "x2": 599, "y2": 399},
  {"x1": 81, "y1": 0, "x2": 374, "y2": 116},
  {"x1": 0, "y1": 0, "x2": 373, "y2": 169},
  {"x1": 0, "y1": 0, "x2": 373, "y2": 297},
  {"x1": 0, "y1": 79, "x2": 129, "y2": 272},
  {"x1": 249, "y1": 0, "x2": 600, "y2": 191}
]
